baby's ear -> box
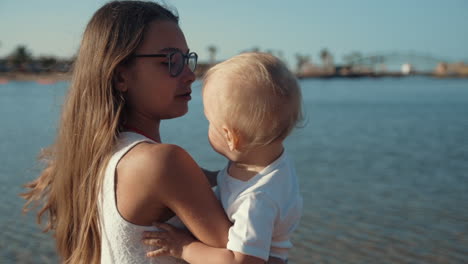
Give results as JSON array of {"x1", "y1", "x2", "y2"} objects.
[{"x1": 222, "y1": 126, "x2": 240, "y2": 151}]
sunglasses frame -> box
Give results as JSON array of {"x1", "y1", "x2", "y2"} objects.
[{"x1": 133, "y1": 51, "x2": 198, "y2": 77}]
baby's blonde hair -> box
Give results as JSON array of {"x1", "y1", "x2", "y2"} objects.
[{"x1": 203, "y1": 52, "x2": 302, "y2": 151}]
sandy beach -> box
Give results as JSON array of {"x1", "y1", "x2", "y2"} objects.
[{"x1": 0, "y1": 72, "x2": 71, "y2": 83}]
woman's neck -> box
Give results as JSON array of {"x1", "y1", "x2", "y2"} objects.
[
  {"x1": 228, "y1": 142, "x2": 284, "y2": 182},
  {"x1": 123, "y1": 112, "x2": 161, "y2": 143}
]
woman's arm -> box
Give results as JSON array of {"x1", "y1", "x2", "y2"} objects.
[
  {"x1": 143, "y1": 223, "x2": 265, "y2": 264},
  {"x1": 201, "y1": 167, "x2": 219, "y2": 187},
  {"x1": 116, "y1": 143, "x2": 231, "y2": 247}
]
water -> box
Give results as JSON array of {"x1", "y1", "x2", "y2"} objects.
[{"x1": 1, "y1": 77, "x2": 467, "y2": 263}]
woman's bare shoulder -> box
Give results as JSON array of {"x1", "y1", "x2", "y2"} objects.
[
  {"x1": 115, "y1": 143, "x2": 201, "y2": 224},
  {"x1": 118, "y1": 142, "x2": 196, "y2": 185}
]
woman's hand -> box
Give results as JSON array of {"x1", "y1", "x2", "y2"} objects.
[{"x1": 142, "y1": 222, "x2": 195, "y2": 258}]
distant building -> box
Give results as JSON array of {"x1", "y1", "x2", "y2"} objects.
[
  {"x1": 401, "y1": 63, "x2": 414, "y2": 75},
  {"x1": 434, "y1": 62, "x2": 448, "y2": 75},
  {"x1": 434, "y1": 62, "x2": 468, "y2": 77},
  {"x1": 297, "y1": 62, "x2": 331, "y2": 78}
]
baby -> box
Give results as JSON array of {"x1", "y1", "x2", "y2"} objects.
[{"x1": 144, "y1": 52, "x2": 303, "y2": 264}]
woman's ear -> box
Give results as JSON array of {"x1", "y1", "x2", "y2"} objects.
[
  {"x1": 222, "y1": 126, "x2": 240, "y2": 152},
  {"x1": 114, "y1": 65, "x2": 128, "y2": 92}
]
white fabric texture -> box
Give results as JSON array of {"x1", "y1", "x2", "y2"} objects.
[
  {"x1": 98, "y1": 132, "x2": 186, "y2": 264},
  {"x1": 217, "y1": 151, "x2": 303, "y2": 261}
]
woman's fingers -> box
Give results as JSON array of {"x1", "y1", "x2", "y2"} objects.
[
  {"x1": 143, "y1": 236, "x2": 174, "y2": 258},
  {"x1": 146, "y1": 248, "x2": 170, "y2": 258},
  {"x1": 142, "y1": 238, "x2": 164, "y2": 246},
  {"x1": 143, "y1": 223, "x2": 191, "y2": 259}
]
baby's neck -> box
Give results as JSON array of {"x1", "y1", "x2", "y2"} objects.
[{"x1": 228, "y1": 142, "x2": 284, "y2": 182}]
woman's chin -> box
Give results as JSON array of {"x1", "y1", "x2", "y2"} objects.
[{"x1": 161, "y1": 107, "x2": 189, "y2": 120}]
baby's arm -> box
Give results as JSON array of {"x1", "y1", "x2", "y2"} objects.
[{"x1": 143, "y1": 223, "x2": 266, "y2": 264}]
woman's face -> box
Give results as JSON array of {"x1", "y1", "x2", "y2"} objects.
[{"x1": 122, "y1": 20, "x2": 196, "y2": 120}]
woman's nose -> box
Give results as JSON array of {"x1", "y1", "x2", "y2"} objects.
[{"x1": 181, "y1": 63, "x2": 196, "y2": 83}]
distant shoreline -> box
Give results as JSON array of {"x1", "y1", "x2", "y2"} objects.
[
  {"x1": 1, "y1": 72, "x2": 467, "y2": 84},
  {"x1": 0, "y1": 72, "x2": 71, "y2": 83}
]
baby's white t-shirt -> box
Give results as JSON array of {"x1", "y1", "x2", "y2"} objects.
[{"x1": 216, "y1": 151, "x2": 303, "y2": 261}]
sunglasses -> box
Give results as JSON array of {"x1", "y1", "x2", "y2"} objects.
[{"x1": 133, "y1": 50, "x2": 198, "y2": 77}]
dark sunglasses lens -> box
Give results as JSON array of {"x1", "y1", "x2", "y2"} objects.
[{"x1": 170, "y1": 52, "x2": 184, "y2": 77}]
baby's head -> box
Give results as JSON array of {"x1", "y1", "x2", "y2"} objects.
[{"x1": 202, "y1": 52, "x2": 302, "y2": 155}]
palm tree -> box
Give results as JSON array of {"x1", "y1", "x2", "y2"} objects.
[
  {"x1": 295, "y1": 53, "x2": 311, "y2": 73},
  {"x1": 207, "y1": 45, "x2": 217, "y2": 64},
  {"x1": 320, "y1": 48, "x2": 334, "y2": 70},
  {"x1": 9, "y1": 45, "x2": 33, "y2": 71}
]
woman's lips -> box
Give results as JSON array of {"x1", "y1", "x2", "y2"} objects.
[{"x1": 176, "y1": 92, "x2": 191, "y2": 100}]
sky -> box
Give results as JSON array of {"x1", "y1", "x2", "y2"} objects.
[{"x1": 1, "y1": 0, "x2": 467, "y2": 67}]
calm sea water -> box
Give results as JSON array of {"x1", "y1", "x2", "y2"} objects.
[{"x1": 1, "y1": 77, "x2": 467, "y2": 263}]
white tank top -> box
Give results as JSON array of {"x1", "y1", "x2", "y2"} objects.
[{"x1": 98, "y1": 132, "x2": 186, "y2": 264}]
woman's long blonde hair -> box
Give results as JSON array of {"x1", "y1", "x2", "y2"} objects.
[{"x1": 21, "y1": 1, "x2": 178, "y2": 263}]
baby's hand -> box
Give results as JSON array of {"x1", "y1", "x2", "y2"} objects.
[{"x1": 142, "y1": 222, "x2": 195, "y2": 259}]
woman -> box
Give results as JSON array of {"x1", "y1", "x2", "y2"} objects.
[{"x1": 22, "y1": 1, "x2": 231, "y2": 263}]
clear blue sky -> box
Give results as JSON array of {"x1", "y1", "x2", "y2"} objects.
[{"x1": 1, "y1": 0, "x2": 467, "y2": 67}]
